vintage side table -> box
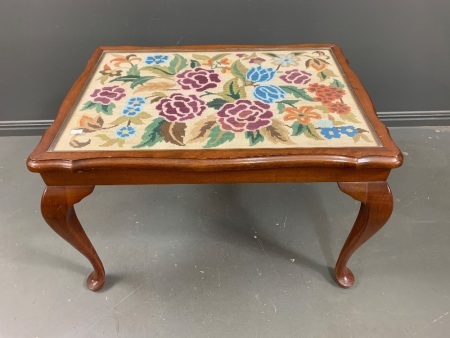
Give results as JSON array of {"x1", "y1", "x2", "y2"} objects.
[{"x1": 27, "y1": 44, "x2": 403, "y2": 291}]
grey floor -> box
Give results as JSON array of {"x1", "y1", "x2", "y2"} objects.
[{"x1": 0, "y1": 126, "x2": 449, "y2": 337}]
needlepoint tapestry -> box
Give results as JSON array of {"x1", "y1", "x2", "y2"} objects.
[{"x1": 51, "y1": 48, "x2": 381, "y2": 151}]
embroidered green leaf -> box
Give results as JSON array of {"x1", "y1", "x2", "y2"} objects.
[
  {"x1": 192, "y1": 54, "x2": 210, "y2": 61},
  {"x1": 340, "y1": 112, "x2": 359, "y2": 123},
  {"x1": 134, "y1": 117, "x2": 166, "y2": 148},
  {"x1": 129, "y1": 116, "x2": 145, "y2": 125},
  {"x1": 167, "y1": 54, "x2": 188, "y2": 74},
  {"x1": 317, "y1": 69, "x2": 337, "y2": 82},
  {"x1": 264, "y1": 53, "x2": 279, "y2": 58},
  {"x1": 292, "y1": 122, "x2": 306, "y2": 136},
  {"x1": 207, "y1": 98, "x2": 228, "y2": 110},
  {"x1": 330, "y1": 79, "x2": 345, "y2": 88},
  {"x1": 110, "y1": 75, "x2": 155, "y2": 89},
  {"x1": 110, "y1": 115, "x2": 129, "y2": 125},
  {"x1": 98, "y1": 75, "x2": 110, "y2": 85},
  {"x1": 231, "y1": 60, "x2": 249, "y2": 85},
  {"x1": 211, "y1": 53, "x2": 229, "y2": 61},
  {"x1": 101, "y1": 103, "x2": 115, "y2": 115},
  {"x1": 333, "y1": 120, "x2": 346, "y2": 126},
  {"x1": 245, "y1": 130, "x2": 264, "y2": 146},
  {"x1": 277, "y1": 103, "x2": 285, "y2": 114},
  {"x1": 95, "y1": 134, "x2": 123, "y2": 147},
  {"x1": 223, "y1": 79, "x2": 244, "y2": 100},
  {"x1": 127, "y1": 64, "x2": 140, "y2": 76},
  {"x1": 315, "y1": 105, "x2": 330, "y2": 113},
  {"x1": 81, "y1": 101, "x2": 97, "y2": 111},
  {"x1": 279, "y1": 86, "x2": 314, "y2": 101},
  {"x1": 160, "y1": 121, "x2": 187, "y2": 146},
  {"x1": 83, "y1": 102, "x2": 115, "y2": 115},
  {"x1": 190, "y1": 59, "x2": 202, "y2": 68},
  {"x1": 278, "y1": 99, "x2": 298, "y2": 107},
  {"x1": 95, "y1": 134, "x2": 111, "y2": 142},
  {"x1": 204, "y1": 126, "x2": 235, "y2": 148},
  {"x1": 318, "y1": 71, "x2": 328, "y2": 81},
  {"x1": 323, "y1": 69, "x2": 337, "y2": 77},
  {"x1": 137, "y1": 112, "x2": 151, "y2": 119},
  {"x1": 141, "y1": 66, "x2": 174, "y2": 77},
  {"x1": 242, "y1": 52, "x2": 257, "y2": 60},
  {"x1": 304, "y1": 124, "x2": 323, "y2": 140}
]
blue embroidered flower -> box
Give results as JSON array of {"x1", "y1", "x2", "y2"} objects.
[
  {"x1": 115, "y1": 126, "x2": 136, "y2": 139},
  {"x1": 320, "y1": 127, "x2": 341, "y2": 139},
  {"x1": 121, "y1": 106, "x2": 142, "y2": 117},
  {"x1": 246, "y1": 66, "x2": 276, "y2": 82},
  {"x1": 127, "y1": 97, "x2": 146, "y2": 107},
  {"x1": 145, "y1": 55, "x2": 169, "y2": 65},
  {"x1": 253, "y1": 85, "x2": 286, "y2": 104},
  {"x1": 339, "y1": 125, "x2": 358, "y2": 137}
]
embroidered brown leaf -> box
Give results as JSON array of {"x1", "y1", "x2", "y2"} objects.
[
  {"x1": 69, "y1": 136, "x2": 91, "y2": 148},
  {"x1": 134, "y1": 81, "x2": 175, "y2": 93},
  {"x1": 160, "y1": 121, "x2": 187, "y2": 146},
  {"x1": 188, "y1": 116, "x2": 217, "y2": 143},
  {"x1": 78, "y1": 115, "x2": 104, "y2": 133},
  {"x1": 260, "y1": 119, "x2": 295, "y2": 145}
]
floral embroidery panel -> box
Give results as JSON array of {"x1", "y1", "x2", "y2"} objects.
[{"x1": 51, "y1": 49, "x2": 381, "y2": 151}]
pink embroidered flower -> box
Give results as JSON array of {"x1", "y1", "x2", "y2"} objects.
[
  {"x1": 90, "y1": 86, "x2": 126, "y2": 104},
  {"x1": 176, "y1": 68, "x2": 221, "y2": 92},
  {"x1": 156, "y1": 93, "x2": 206, "y2": 122},
  {"x1": 280, "y1": 70, "x2": 312, "y2": 84},
  {"x1": 217, "y1": 99, "x2": 274, "y2": 132}
]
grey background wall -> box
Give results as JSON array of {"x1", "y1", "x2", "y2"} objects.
[{"x1": 1, "y1": 0, "x2": 449, "y2": 127}]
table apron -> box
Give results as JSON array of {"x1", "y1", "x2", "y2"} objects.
[{"x1": 40, "y1": 167, "x2": 391, "y2": 186}]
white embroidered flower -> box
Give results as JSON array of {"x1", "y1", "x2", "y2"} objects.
[{"x1": 272, "y1": 54, "x2": 299, "y2": 67}]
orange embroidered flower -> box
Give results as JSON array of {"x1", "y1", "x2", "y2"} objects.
[
  {"x1": 307, "y1": 83, "x2": 346, "y2": 104},
  {"x1": 283, "y1": 106, "x2": 321, "y2": 124},
  {"x1": 327, "y1": 102, "x2": 351, "y2": 114}
]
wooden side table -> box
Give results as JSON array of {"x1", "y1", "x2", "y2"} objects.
[{"x1": 27, "y1": 44, "x2": 403, "y2": 291}]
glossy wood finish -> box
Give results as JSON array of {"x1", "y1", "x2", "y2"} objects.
[
  {"x1": 41, "y1": 186, "x2": 105, "y2": 291},
  {"x1": 335, "y1": 181, "x2": 393, "y2": 287},
  {"x1": 27, "y1": 44, "x2": 403, "y2": 291}
]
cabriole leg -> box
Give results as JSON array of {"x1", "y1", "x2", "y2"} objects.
[
  {"x1": 41, "y1": 186, "x2": 105, "y2": 291},
  {"x1": 335, "y1": 181, "x2": 393, "y2": 288}
]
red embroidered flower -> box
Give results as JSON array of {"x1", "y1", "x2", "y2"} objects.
[
  {"x1": 280, "y1": 70, "x2": 312, "y2": 85},
  {"x1": 327, "y1": 102, "x2": 351, "y2": 115},
  {"x1": 176, "y1": 68, "x2": 221, "y2": 92},
  {"x1": 90, "y1": 86, "x2": 126, "y2": 104},
  {"x1": 156, "y1": 93, "x2": 207, "y2": 122},
  {"x1": 217, "y1": 99, "x2": 274, "y2": 132},
  {"x1": 307, "y1": 83, "x2": 345, "y2": 104}
]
